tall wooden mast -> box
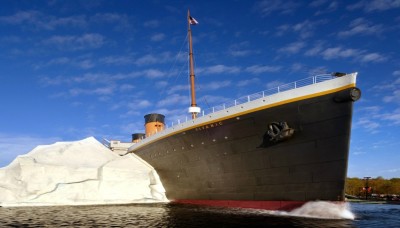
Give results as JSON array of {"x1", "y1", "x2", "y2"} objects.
[{"x1": 187, "y1": 9, "x2": 200, "y2": 119}]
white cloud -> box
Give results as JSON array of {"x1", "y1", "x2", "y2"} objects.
[
  {"x1": 197, "y1": 65, "x2": 241, "y2": 75},
  {"x1": 43, "y1": 33, "x2": 105, "y2": 50},
  {"x1": 0, "y1": 35, "x2": 22, "y2": 43},
  {"x1": 142, "y1": 69, "x2": 165, "y2": 78},
  {"x1": 338, "y1": 18, "x2": 384, "y2": 37},
  {"x1": 304, "y1": 41, "x2": 325, "y2": 56},
  {"x1": 237, "y1": 78, "x2": 261, "y2": 87},
  {"x1": 321, "y1": 47, "x2": 360, "y2": 59},
  {"x1": 347, "y1": 0, "x2": 400, "y2": 12},
  {"x1": 290, "y1": 63, "x2": 304, "y2": 72},
  {"x1": 276, "y1": 20, "x2": 327, "y2": 38},
  {"x1": 34, "y1": 56, "x2": 97, "y2": 70},
  {"x1": 167, "y1": 84, "x2": 189, "y2": 94},
  {"x1": 311, "y1": 1, "x2": 338, "y2": 15},
  {"x1": 0, "y1": 10, "x2": 40, "y2": 24},
  {"x1": 78, "y1": 59, "x2": 95, "y2": 69},
  {"x1": 155, "y1": 81, "x2": 168, "y2": 89},
  {"x1": 309, "y1": 0, "x2": 329, "y2": 8},
  {"x1": 255, "y1": 0, "x2": 300, "y2": 16},
  {"x1": 143, "y1": 20, "x2": 159, "y2": 28},
  {"x1": 40, "y1": 69, "x2": 167, "y2": 90},
  {"x1": 380, "y1": 168, "x2": 400, "y2": 173},
  {"x1": 375, "y1": 74, "x2": 400, "y2": 103},
  {"x1": 355, "y1": 117, "x2": 380, "y2": 133},
  {"x1": 119, "y1": 84, "x2": 135, "y2": 91},
  {"x1": 353, "y1": 151, "x2": 366, "y2": 155},
  {"x1": 128, "y1": 100, "x2": 152, "y2": 109},
  {"x1": 356, "y1": 74, "x2": 400, "y2": 133},
  {"x1": 383, "y1": 90, "x2": 400, "y2": 103},
  {"x1": 200, "y1": 80, "x2": 232, "y2": 90},
  {"x1": 114, "y1": 99, "x2": 151, "y2": 116},
  {"x1": 0, "y1": 11, "x2": 87, "y2": 30},
  {"x1": 135, "y1": 54, "x2": 158, "y2": 65},
  {"x1": 134, "y1": 52, "x2": 173, "y2": 66},
  {"x1": 0, "y1": 11, "x2": 132, "y2": 32},
  {"x1": 245, "y1": 65, "x2": 281, "y2": 74},
  {"x1": 68, "y1": 85, "x2": 115, "y2": 97},
  {"x1": 278, "y1": 41, "x2": 305, "y2": 54},
  {"x1": 100, "y1": 56, "x2": 134, "y2": 65},
  {"x1": 39, "y1": 75, "x2": 70, "y2": 86},
  {"x1": 360, "y1": 53, "x2": 386, "y2": 62},
  {"x1": 151, "y1": 33, "x2": 166, "y2": 42},
  {"x1": 156, "y1": 94, "x2": 187, "y2": 107},
  {"x1": 72, "y1": 73, "x2": 112, "y2": 84},
  {"x1": 228, "y1": 42, "x2": 255, "y2": 57},
  {"x1": 91, "y1": 13, "x2": 130, "y2": 30},
  {"x1": 48, "y1": 15, "x2": 87, "y2": 28},
  {"x1": 229, "y1": 50, "x2": 254, "y2": 57},
  {"x1": 380, "y1": 108, "x2": 400, "y2": 125},
  {"x1": 307, "y1": 67, "x2": 328, "y2": 77},
  {"x1": 352, "y1": 145, "x2": 367, "y2": 155},
  {"x1": 34, "y1": 57, "x2": 71, "y2": 69},
  {"x1": 305, "y1": 44, "x2": 387, "y2": 63},
  {"x1": 359, "y1": 106, "x2": 381, "y2": 114},
  {"x1": 354, "y1": 105, "x2": 400, "y2": 134}
]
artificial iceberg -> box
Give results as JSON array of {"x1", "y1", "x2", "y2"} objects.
[{"x1": 0, "y1": 137, "x2": 167, "y2": 207}]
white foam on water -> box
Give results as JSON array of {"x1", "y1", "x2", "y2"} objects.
[
  {"x1": 197, "y1": 201, "x2": 355, "y2": 220},
  {"x1": 221, "y1": 201, "x2": 355, "y2": 220},
  {"x1": 250, "y1": 201, "x2": 355, "y2": 220},
  {"x1": 287, "y1": 201, "x2": 355, "y2": 220}
]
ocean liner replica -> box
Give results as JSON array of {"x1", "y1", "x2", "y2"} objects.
[{"x1": 126, "y1": 10, "x2": 361, "y2": 211}]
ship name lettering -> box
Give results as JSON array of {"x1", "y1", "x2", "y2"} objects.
[{"x1": 195, "y1": 121, "x2": 223, "y2": 131}]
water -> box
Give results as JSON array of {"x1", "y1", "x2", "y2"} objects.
[
  {"x1": 351, "y1": 203, "x2": 400, "y2": 227},
  {"x1": 0, "y1": 202, "x2": 398, "y2": 227}
]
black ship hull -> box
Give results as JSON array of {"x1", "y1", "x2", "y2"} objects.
[{"x1": 130, "y1": 76, "x2": 359, "y2": 211}]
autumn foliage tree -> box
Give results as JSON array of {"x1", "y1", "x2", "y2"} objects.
[{"x1": 345, "y1": 177, "x2": 400, "y2": 197}]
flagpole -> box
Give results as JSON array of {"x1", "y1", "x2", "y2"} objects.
[{"x1": 188, "y1": 9, "x2": 199, "y2": 119}]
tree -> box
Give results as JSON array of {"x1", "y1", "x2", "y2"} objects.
[{"x1": 345, "y1": 177, "x2": 400, "y2": 197}]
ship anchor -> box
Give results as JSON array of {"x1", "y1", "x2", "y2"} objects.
[{"x1": 259, "y1": 122, "x2": 294, "y2": 147}]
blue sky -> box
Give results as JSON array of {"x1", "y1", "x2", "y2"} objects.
[{"x1": 0, "y1": 0, "x2": 399, "y2": 178}]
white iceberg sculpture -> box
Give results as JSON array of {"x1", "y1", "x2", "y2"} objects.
[{"x1": 0, "y1": 137, "x2": 168, "y2": 207}]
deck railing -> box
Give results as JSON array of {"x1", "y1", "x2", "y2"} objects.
[{"x1": 166, "y1": 74, "x2": 335, "y2": 128}]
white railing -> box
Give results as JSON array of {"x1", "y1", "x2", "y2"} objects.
[{"x1": 164, "y1": 74, "x2": 336, "y2": 129}]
